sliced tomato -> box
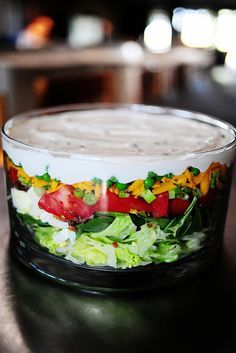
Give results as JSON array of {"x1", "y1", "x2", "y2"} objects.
[
  {"x1": 97, "y1": 190, "x2": 168, "y2": 218},
  {"x1": 169, "y1": 198, "x2": 190, "y2": 216},
  {"x1": 97, "y1": 190, "x2": 152, "y2": 214},
  {"x1": 39, "y1": 186, "x2": 170, "y2": 222},
  {"x1": 151, "y1": 192, "x2": 169, "y2": 218},
  {"x1": 8, "y1": 167, "x2": 18, "y2": 185},
  {"x1": 38, "y1": 185, "x2": 98, "y2": 221}
]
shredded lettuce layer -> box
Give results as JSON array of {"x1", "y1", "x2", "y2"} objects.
[{"x1": 18, "y1": 210, "x2": 206, "y2": 269}]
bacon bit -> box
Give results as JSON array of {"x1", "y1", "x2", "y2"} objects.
[
  {"x1": 68, "y1": 226, "x2": 76, "y2": 231},
  {"x1": 112, "y1": 241, "x2": 119, "y2": 248}
]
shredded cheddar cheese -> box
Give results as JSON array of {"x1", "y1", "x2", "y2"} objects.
[
  {"x1": 5, "y1": 155, "x2": 227, "y2": 199},
  {"x1": 152, "y1": 182, "x2": 176, "y2": 195},
  {"x1": 127, "y1": 179, "x2": 144, "y2": 197},
  {"x1": 72, "y1": 180, "x2": 102, "y2": 198}
]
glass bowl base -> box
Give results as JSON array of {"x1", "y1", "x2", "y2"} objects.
[{"x1": 10, "y1": 231, "x2": 222, "y2": 292}]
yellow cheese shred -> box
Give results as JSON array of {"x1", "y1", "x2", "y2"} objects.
[{"x1": 127, "y1": 179, "x2": 144, "y2": 197}]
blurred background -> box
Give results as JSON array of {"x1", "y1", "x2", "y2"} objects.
[{"x1": 0, "y1": 0, "x2": 236, "y2": 130}]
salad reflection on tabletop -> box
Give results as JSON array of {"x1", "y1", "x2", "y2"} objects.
[
  {"x1": 2, "y1": 244, "x2": 236, "y2": 353},
  {"x1": 0, "y1": 166, "x2": 236, "y2": 353}
]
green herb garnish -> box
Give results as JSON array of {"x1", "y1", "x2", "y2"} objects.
[
  {"x1": 83, "y1": 192, "x2": 98, "y2": 205},
  {"x1": 189, "y1": 167, "x2": 200, "y2": 176},
  {"x1": 36, "y1": 172, "x2": 51, "y2": 182}
]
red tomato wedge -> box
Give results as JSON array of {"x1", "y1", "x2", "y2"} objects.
[
  {"x1": 97, "y1": 190, "x2": 152, "y2": 214},
  {"x1": 38, "y1": 185, "x2": 98, "y2": 221},
  {"x1": 8, "y1": 167, "x2": 18, "y2": 185},
  {"x1": 151, "y1": 192, "x2": 169, "y2": 218},
  {"x1": 38, "y1": 186, "x2": 169, "y2": 222},
  {"x1": 169, "y1": 198, "x2": 190, "y2": 216}
]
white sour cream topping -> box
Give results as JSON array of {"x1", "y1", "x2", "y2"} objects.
[
  {"x1": 3, "y1": 108, "x2": 235, "y2": 183},
  {"x1": 5, "y1": 109, "x2": 233, "y2": 156}
]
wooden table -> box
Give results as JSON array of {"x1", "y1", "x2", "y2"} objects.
[
  {"x1": 0, "y1": 45, "x2": 214, "y2": 117},
  {"x1": 0, "y1": 164, "x2": 235, "y2": 353}
]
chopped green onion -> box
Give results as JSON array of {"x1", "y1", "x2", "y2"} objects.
[
  {"x1": 189, "y1": 167, "x2": 200, "y2": 176},
  {"x1": 182, "y1": 187, "x2": 191, "y2": 195},
  {"x1": 92, "y1": 177, "x2": 102, "y2": 185},
  {"x1": 18, "y1": 176, "x2": 32, "y2": 187},
  {"x1": 83, "y1": 192, "x2": 98, "y2": 205},
  {"x1": 210, "y1": 178, "x2": 216, "y2": 189},
  {"x1": 192, "y1": 187, "x2": 202, "y2": 198},
  {"x1": 147, "y1": 171, "x2": 157, "y2": 178},
  {"x1": 168, "y1": 189, "x2": 176, "y2": 199},
  {"x1": 174, "y1": 186, "x2": 183, "y2": 198},
  {"x1": 106, "y1": 176, "x2": 118, "y2": 187},
  {"x1": 36, "y1": 172, "x2": 51, "y2": 182},
  {"x1": 141, "y1": 189, "x2": 156, "y2": 203},
  {"x1": 116, "y1": 182, "x2": 128, "y2": 191},
  {"x1": 164, "y1": 173, "x2": 174, "y2": 179},
  {"x1": 74, "y1": 188, "x2": 85, "y2": 198},
  {"x1": 118, "y1": 191, "x2": 129, "y2": 198}
]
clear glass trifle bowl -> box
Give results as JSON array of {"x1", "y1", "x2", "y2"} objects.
[{"x1": 2, "y1": 104, "x2": 236, "y2": 291}]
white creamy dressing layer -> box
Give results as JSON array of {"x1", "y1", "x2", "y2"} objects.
[{"x1": 3, "y1": 108, "x2": 235, "y2": 183}]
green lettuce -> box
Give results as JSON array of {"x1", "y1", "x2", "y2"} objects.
[
  {"x1": 34, "y1": 226, "x2": 76, "y2": 256},
  {"x1": 182, "y1": 232, "x2": 205, "y2": 252},
  {"x1": 66, "y1": 234, "x2": 116, "y2": 267},
  {"x1": 89, "y1": 214, "x2": 136, "y2": 241},
  {"x1": 34, "y1": 226, "x2": 60, "y2": 255},
  {"x1": 150, "y1": 242, "x2": 181, "y2": 263},
  {"x1": 115, "y1": 244, "x2": 142, "y2": 268},
  {"x1": 20, "y1": 207, "x2": 207, "y2": 268}
]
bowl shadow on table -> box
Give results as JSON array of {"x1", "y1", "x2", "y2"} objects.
[{"x1": 5, "y1": 245, "x2": 236, "y2": 353}]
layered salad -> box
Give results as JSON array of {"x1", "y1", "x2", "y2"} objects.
[{"x1": 3, "y1": 108, "x2": 235, "y2": 269}]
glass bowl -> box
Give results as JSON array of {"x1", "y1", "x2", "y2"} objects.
[{"x1": 2, "y1": 104, "x2": 236, "y2": 291}]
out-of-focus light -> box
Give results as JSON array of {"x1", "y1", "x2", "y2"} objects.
[
  {"x1": 16, "y1": 16, "x2": 54, "y2": 50},
  {"x1": 68, "y1": 15, "x2": 104, "y2": 48},
  {"x1": 181, "y1": 9, "x2": 215, "y2": 48},
  {"x1": 172, "y1": 7, "x2": 186, "y2": 32},
  {"x1": 121, "y1": 41, "x2": 143, "y2": 62},
  {"x1": 211, "y1": 66, "x2": 236, "y2": 85},
  {"x1": 215, "y1": 9, "x2": 236, "y2": 52},
  {"x1": 225, "y1": 50, "x2": 236, "y2": 70},
  {"x1": 144, "y1": 11, "x2": 172, "y2": 53}
]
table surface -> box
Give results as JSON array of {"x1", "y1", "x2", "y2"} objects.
[
  {"x1": 0, "y1": 166, "x2": 236, "y2": 353},
  {"x1": 0, "y1": 45, "x2": 213, "y2": 70}
]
